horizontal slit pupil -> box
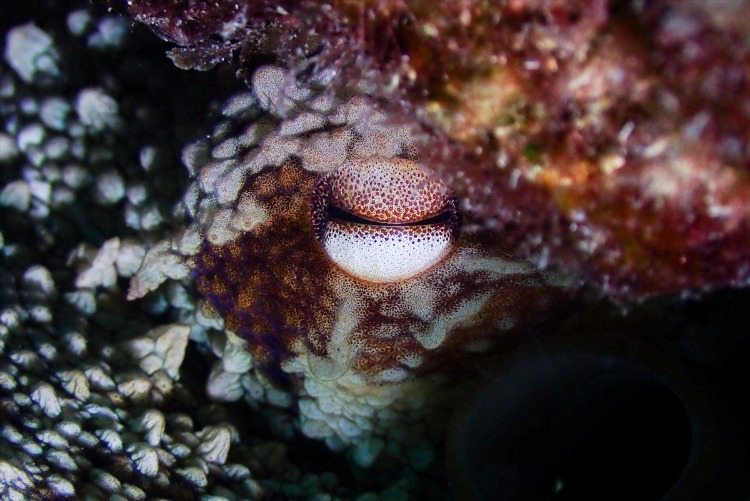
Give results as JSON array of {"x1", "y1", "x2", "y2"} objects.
[{"x1": 327, "y1": 205, "x2": 452, "y2": 226}]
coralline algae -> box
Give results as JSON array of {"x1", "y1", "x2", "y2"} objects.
[{"x1": 124, "y1": 0, "x2": 750, "y2": 299}]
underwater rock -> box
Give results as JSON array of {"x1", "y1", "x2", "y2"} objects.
[
  {"x1": 123, "y1": 0, "x2": 750, "y2": 298},
  {"x1": 448, "y1": 335, "x2": 750, "y2": 500}
]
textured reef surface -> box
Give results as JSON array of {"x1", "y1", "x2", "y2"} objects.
[
  {"x1": 122, "y1": 0, "x2": 750, "y2": 298},
  {"x1": 2, "y1": 0, "x2": 750, "y2": 500}
]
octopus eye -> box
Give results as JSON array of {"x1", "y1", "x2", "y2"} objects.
[{"x1": 310, "y1": 157, "x2": 460, "y2": 283}]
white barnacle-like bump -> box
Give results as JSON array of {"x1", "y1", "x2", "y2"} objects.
[
  {"x1": 127, "y1": 443, "x2": 160, "y2": 476},
  {"x1": 311, "y1": 158, "x2": 459, "y2": 283},
  {"x1": 196, "y1": 425, "x2": 232, "y2": 464},
  {"x1": 30, "y1": 382, "x2": 61, "y2": 418},
  {"x1": 47, "y1": 475, "x2": 75, "y2": 497}
]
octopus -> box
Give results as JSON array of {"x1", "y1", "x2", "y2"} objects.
[{"x1": 129, "y1": 65, "x2": 569, "y2": 461}]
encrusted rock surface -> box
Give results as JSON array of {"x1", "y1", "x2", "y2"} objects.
[{"x1": 123, "y1": 0, "x2": 750, "y2": 299}]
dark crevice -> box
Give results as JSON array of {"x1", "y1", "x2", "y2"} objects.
[{"x1": 326, "y1": 204, "x2": 453, "y2": 227}]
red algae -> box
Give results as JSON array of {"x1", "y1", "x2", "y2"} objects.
[{"x1": 122, "y1": 0, "x2": 750, "y2": 298}]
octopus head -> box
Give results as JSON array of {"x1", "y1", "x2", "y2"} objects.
[{"x1": 131, "y1": 66, "x2": 569, "y2": 386}]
